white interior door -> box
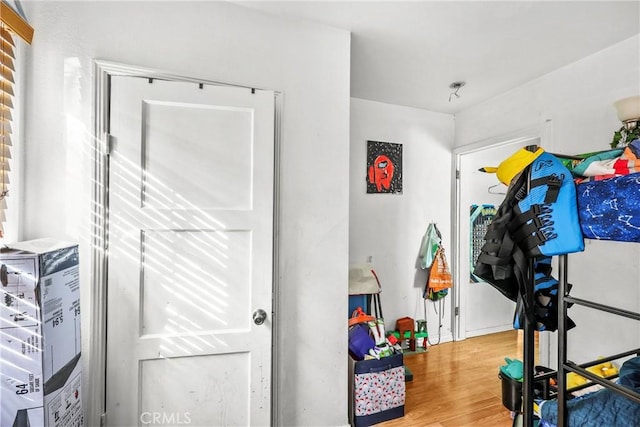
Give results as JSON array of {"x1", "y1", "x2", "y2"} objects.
[
  {"x1": 105, "y1": 76, "x2": 275, "y2": 426},
  {"x1": 455, "y1": 137, "x2": 538, "y2": 340}
]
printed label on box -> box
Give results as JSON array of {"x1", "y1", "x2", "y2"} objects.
[
  {"x1": 46, "y1": 368, "x2": 83, "y2": 427},
  {"x1": 42, "y1": 264, "x2": 81, "y2": 382},
  {"x1": 0, "y1": 258, "x2": 39, "y2": 329},
  {"x1": 0, "y1": 326, "x2": 44, "y2": 427}
]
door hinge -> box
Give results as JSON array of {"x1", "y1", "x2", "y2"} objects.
[
  {"x1": 106, "y1": 134, "x2": 115, "y2": 155},
  {"x1": 455, "y1": 306, "x2": 460, "y2": 316},
  {"x1": 100, "y1": 412, "x2": 107, "y2": 427},
  {"x1": 456, "y1": 170, "x2": 460, "y2": 179}
]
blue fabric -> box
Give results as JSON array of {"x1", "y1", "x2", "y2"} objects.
[
  {"x1": 540, "y1": 357, "x2": 640, "y2": 427},
  {"x1": 513, "y1": 257, "x2": 572, "y2": 332},
  {"x1": 578, "y1": 174, "x2": 640, "y2": 242},
  {"x1": 619, "y1": 357, "x2": 640, "y2": 390},
  {"x1": 540, "y1": 388, "x2": 640, "y2": 426},
  {"x1": 349, "y1": 295, "x2": 369, "y2": 316},
  {"x1": 516, "y1": 152, "x2": 585, "y2": 256}
]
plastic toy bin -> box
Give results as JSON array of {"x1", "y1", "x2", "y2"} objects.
[
  {"x1": 499, "y1": 372, "x2": 522, "y2": 411},
  {"x1": 499, "y1": 365, "x2": 556, "y2": 412}
]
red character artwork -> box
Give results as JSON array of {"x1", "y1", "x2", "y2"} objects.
[
  {"x1": 366, "y1": 141, "x2": 402, "y2": 194},
  {"x1": 368, "y1": 155, "x2": 394, "y2": 192}
]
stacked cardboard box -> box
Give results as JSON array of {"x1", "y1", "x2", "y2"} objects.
[{"x1": 0, "y1": 239, "x2": 83, "y2": 426}]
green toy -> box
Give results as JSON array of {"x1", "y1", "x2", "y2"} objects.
[{"x1": 500, "y1": 357, "x2": 524, "y2": 381}]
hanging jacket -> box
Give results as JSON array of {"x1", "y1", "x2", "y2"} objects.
[
  {"x1": 508, "y1": 151, "x2": 585, "y2": 258},
  {"x1": 512, "y1": 257, "x2": 575, "y2": 332},
  {"x1": 473, "y1": 168, "x2": 528, "y2": 302},
  {"x1": 474, "y1": 147, "x2": 584, "y2": 321}
]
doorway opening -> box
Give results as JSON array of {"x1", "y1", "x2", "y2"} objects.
[{"x1": 452, "y1": 124, "x2": 551, "y2": 366}]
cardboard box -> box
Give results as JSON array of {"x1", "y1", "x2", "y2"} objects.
[{"x1": 0, "y1": 238, "x2": 83, "y2": 426}]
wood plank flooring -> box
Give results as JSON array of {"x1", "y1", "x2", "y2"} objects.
[{"x1": 376, "y1": 330, "x2": 538, "y2": 426}]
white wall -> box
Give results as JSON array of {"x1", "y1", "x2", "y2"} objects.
[
  {"x1": 455, "y1": 35, "x2": 640, "y2": 366},
  {"x1": 349, "y1": 98, "x2": 455, "y2": 343},
  {"x1": 22, "y1": 2, "x2": 350, "y2": 426}
]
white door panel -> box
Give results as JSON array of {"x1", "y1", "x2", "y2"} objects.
[
  {"x1": 139, "y1": 353, "x2": 251, "y2": 426},
  {"x1": 106, "y1": 76, "x2": 274, "y2": 426},
  {"x1": 141, "y1": 100, "x2": 253, "y2": 210}
]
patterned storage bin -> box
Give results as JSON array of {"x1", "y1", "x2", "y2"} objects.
[{"x1": 349, "y1": 353, "x2": 405, "y2": 426}]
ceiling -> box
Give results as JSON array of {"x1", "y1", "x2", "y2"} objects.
[{"x1": 236, "y1": 1, "x2": 640, "y2": 115}]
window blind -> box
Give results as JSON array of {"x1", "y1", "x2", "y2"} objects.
[{"x1": 1, "y1": 2, "x2": 33, "y2": 238}]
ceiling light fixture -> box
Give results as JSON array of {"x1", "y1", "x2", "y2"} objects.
[
  {"x1": 449, "y1": 81, "x2": 466, "y2": 102},
  {"x1": 611, "y1": 95, "x2": 640, "y2": 148},
  {"x1": 613, "y1": 95, "x2": 640, "y2": 130}
]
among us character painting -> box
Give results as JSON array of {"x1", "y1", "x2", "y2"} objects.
[{"x1": 367, "y1": 140, "x2": 403, "y2": 194}]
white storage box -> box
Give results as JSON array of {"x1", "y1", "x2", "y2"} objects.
[{"x1": 0, "y1": 239, "x2": 83, "y2": 426}]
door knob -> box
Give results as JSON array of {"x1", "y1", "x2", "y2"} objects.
[{"x1": 253, "y1": 309, "x2": 267, "y2": 325}]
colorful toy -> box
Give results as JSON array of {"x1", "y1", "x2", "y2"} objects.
[{"x1": 567, "y1": 359, "x2": 619, "y2": 389}]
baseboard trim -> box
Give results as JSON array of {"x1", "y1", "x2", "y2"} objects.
[
  {"x1": 466, "y1": 325, "x2": 513, "y2": 338},
  {"x1": 427, "y1": 331, "x2": 454, "y2": 345}
]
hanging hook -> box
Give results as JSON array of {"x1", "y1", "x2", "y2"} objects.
[{"x1": 488, "y1": 183, "x2": 506, "y2": 195}]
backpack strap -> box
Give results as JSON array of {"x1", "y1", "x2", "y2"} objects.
[
  {"x1": 515, "y1": 228, "x2": 558, "y2": 254},
  {"x1": 529, "y1": 173, "x2": 563, "y2": 204},
  {"x1": 508, "y1": 203, "x2": 558, "y2": 257},
  {"x1": 508, "y1": 204, "x2": 553, "y2": 231}
]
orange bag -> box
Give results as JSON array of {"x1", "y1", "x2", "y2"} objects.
[{"x1": 427, "y1": 247, "x2": 453, "y2": 291}]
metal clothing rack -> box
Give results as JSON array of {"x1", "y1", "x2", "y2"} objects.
[
  {"x1": 556, "y1": 254, "x2": 640, "y2": 427},
  {"x1": 519, "y1": 147, "x2": 640, "y2": 427},
  {"x1": 521, "y1": 148, "x2": 536, "y2": 427}
]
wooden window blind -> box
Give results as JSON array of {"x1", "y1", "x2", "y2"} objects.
[{"x1": 1, "y1": 2, "x2": 33, "y2": 237}]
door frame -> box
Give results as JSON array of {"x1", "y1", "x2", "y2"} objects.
[
  {"x1": 88, "y1": 60, "x2": 282, "y2": 427},
  {"x1": 451, "y1": 122, "x2": 552, "y2": 365}
]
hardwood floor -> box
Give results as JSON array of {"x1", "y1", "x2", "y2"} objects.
[{"x1": 376, "y1": 330, "x2": 538, "y2": 427}]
